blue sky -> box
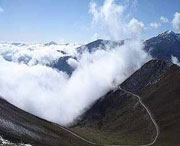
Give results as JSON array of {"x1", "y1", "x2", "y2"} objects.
[{"x1": 0, "y1": 0, "x2": 179, "y2": 43}]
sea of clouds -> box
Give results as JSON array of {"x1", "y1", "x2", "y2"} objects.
[{"x1": 0, "y1": 0, "x2": 151, "y2": 126}]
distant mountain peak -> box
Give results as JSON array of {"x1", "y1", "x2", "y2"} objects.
[
  {"x1": 11, "y1": 42, "x2": 26, "y2": 46},
  {"x1": 44, "y1": 41, "x2": 58, "y2": 46},
  {"x1": 158, "y1": 30, "x2": 176, "y2": 37},
  {"x1": 165, "y1": 30, "x2": 175, "y2": 34}
]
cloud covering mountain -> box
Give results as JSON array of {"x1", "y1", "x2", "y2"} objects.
[{"x1": 0, "y1": 0, "x2": 151, "y2": 125}]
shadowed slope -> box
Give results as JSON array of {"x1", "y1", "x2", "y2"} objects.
[
  {"x1": 72, "y1": 87, "x2": 157, "y2": 145},
  {"x1": 140, "y1": 65, "x2": 180, "y2": 146},
  {"x1": 0, "y1": 97, "x2": 92, "y2": 146}
]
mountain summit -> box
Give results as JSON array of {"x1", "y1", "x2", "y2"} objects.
[
  {"x1": 44, "y1": 41, "x2": 58, "y2": 46},
  {"x1": 144, "y1": 30, "x2": 180, "y2": 60}
]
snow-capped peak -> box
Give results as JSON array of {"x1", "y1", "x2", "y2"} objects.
[{"x1": 158, "y1": 30, "x2": 176, "y2": 37}]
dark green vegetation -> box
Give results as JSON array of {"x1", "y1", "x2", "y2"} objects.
[
  {"x1": 0, "y1": 97, "x2": 92, "y2": 146},
  {"x1": 72, "y1": 59, "x2": 180, "y2": 146}
]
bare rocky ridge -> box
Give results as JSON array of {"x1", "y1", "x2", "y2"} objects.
[{"x1": 144, "y1": 31, "x2": 180, "y2": 60}]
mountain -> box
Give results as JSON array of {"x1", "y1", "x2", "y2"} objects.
[
  {"x1": 77, "y1": 31, "x2": 180, "y2": 61},
  {"x1": 0, "y1": 97, "x2": 92, "y2": 146},
  {"x1": 53, "y1": 30, "x2": 180, "y2": 75},
  {"x1": 11, "y1": 43, "x2": 26, "y2": 46},
  {"x1": 66, "y1": 30, "x2": 180, "y2": 76},
  {"x1": 144, "y1": 30, "x2": 180, "y2": 60},
  {"x1": 77, "y1": 39, "x2": 124, "y2": 53},
  {"x1": 72, "y1": 59, "x2": 180, "y2": 146},
  {"x1": 52, "y1": 56, "x2": 75, "y2": 76},
  {"x1": 44, "y1": 41, "x2": 58, "y2": 46},
  {"x1": 3, "y1": 31, "x2": 179, "y2": 76}
]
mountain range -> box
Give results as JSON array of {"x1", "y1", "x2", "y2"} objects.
[
  {"x1": 54, "y1": 30, "x2": 180, "y2": 75},
  {"x1": 78, "y1": 30, "x2": 180, "y2": 60},
  {"x1": 1, "y1": 31, "x2": 180, "y2": 76}
]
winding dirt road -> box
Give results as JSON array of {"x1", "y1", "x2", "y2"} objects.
[
  {"x1": 119, "y1": 87, "x2": 160, "y2": 146},
  {"x1": 57, "y1": 87, "x2": 160, "y2": 146}
]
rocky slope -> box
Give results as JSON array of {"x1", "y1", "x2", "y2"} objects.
[
  {"x1": 121, "y1": 59, "x2": 173, "y2": 94},
  {"x1": 144, "y1": 31, "x2": 180, "y2": 60}
]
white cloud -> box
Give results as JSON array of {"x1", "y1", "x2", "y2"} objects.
[
  {"x1": 127, "y1": 18, "x2": 144, "y2": 38},
  {"x1": 0, "y1": 7, "x2": 4, "y2": 13},
  {"x1": 171, "y1": 55, "x2": 180, "y2": 66},
  {"x1": 0, "y1": 43, "x2": 80, "y2": 66},
  {"x1": 89, "y1": 0, "x2": 144, "y2": 40},
  {"x1": 150, "y1": 22, "x2": 161, "y2": 29},
  {"x1": 91, "y1": 33, "x2": 100, "y2": 41},
  {"x1": 89, "y1": 0, "x2": 124, "y2": 40},
  {"x1": 160, "y1": 16, "x2": 169, "y2": 23},
  {"x1": 67, "y1": 58, "x2": 78, "y2": 69},
  {"x1": 172, "y1": 12, "x2": 180, "y2": 32}
]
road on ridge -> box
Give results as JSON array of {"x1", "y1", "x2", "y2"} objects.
[{"x1": 57, "y1": 87, "x2": 160, "y2": 146}]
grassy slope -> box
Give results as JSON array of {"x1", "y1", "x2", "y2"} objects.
[{"x1": 71, "y1": 89, "x2": 156, "y2": 145}]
